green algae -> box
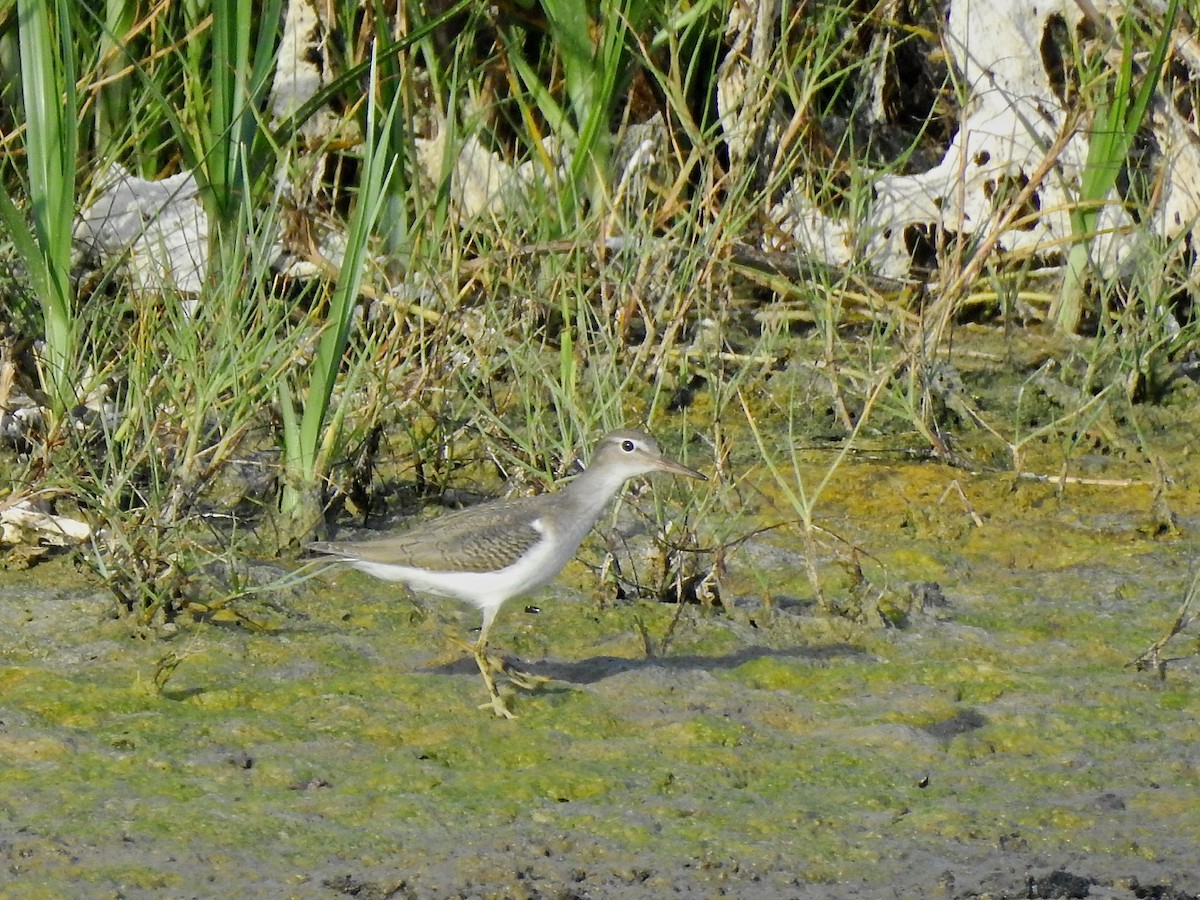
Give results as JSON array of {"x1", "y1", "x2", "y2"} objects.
[
  {"x1": 5, "y1": 546, "x2": 1196, "y2": 896},
  {"x1": 4, "y1": 339, "x2": 1200, "y2": 894}
]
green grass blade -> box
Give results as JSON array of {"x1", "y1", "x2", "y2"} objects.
[
  {"x1": 14, "y1": 0, "x2": 78, "y2": 410},
  {"x1": 1054, "y1": 0, "x2": 1180, "y2": 331},
  {"x1": 279, "y1": 47, "x2": 401, "y2": 535}
]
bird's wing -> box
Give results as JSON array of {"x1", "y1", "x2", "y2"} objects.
[{"x1": 310, "y1": 499, "x2": 550, "y2": 573}]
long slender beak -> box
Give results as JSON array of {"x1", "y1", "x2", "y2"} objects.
[{"x1": 655, "y1": 455, "x2": 707, "y2": 481}]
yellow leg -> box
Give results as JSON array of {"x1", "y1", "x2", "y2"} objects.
[
  {"x1": 496, "y1": 657, "x2": 551, "y2": 690},
  {"x1": 468, "y1": 615, "x2": 516, "y2": 719},
  {"x1": 453, "y1": 611, "x2": 552, "y2": 717},
  {"x1": 473, "y1": 636, "x2": 515, "y2": 719},
  {"x1": 451, "y1": 633, "x2": 547, "y2": 692}
]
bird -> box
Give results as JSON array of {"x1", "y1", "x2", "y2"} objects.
[{"x1": 309, "y1": 429, "x2": 706, "y2": 718}]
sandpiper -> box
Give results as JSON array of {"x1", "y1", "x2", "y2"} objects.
[{"x1": 309, "y1": 429, "x2": 705, "y2": 718}]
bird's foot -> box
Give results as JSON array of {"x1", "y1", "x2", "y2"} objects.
[
  {"x1": 496, "y1": 657, "x2": 551, "y2": 690},
  {"x1": 473, "y1": 645, "x2": 518, "y2": 719},
  {"x1": 478, "y1": 695, "x2": 517, "y2": 719},
  {"x1": 454, "y1": 633, "x2": 548, "y2": 693}
]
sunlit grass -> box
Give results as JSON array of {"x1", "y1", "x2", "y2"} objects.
[
  {"x1": 1053, "y1": 0, "x2": 1180, "y2": 332},
  {"x1": 0, "y1": 0, "x2": 1193, "y2": 628},
  {"x1": 0, "y1": 0, "x2": 78, "y2": 412}
]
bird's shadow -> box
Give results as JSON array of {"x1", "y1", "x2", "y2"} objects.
[{"x1": 425, "y1": 643, "x2": 863, "y2": 686}]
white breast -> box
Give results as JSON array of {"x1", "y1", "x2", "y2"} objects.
[{"x1": 343, "y1": 518, "x2": 562, "y2": 616}]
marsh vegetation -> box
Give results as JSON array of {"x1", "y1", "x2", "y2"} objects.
[{"x1": 1, "y1": 0, "x2": 1198, "y2": 895}]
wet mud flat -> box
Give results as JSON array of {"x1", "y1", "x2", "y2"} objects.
[{"x1": 1, "y1": 458, "x2": 1199, "y2": 899}]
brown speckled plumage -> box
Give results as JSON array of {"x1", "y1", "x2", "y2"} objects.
[{"x1": 311, "y1": 495, "x2": 554, "y2": 574}]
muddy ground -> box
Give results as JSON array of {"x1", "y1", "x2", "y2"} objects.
[
  {"x1": 3, "y1": 433, "x2": 1200, "y2": 899},
  {"x1": 2, "y1": 329, "x2": 1200, "y2": 898}
]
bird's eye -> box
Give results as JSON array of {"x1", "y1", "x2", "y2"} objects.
[{"x1": 621, "y1": 439, "x2": 635, "y2": 452}]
